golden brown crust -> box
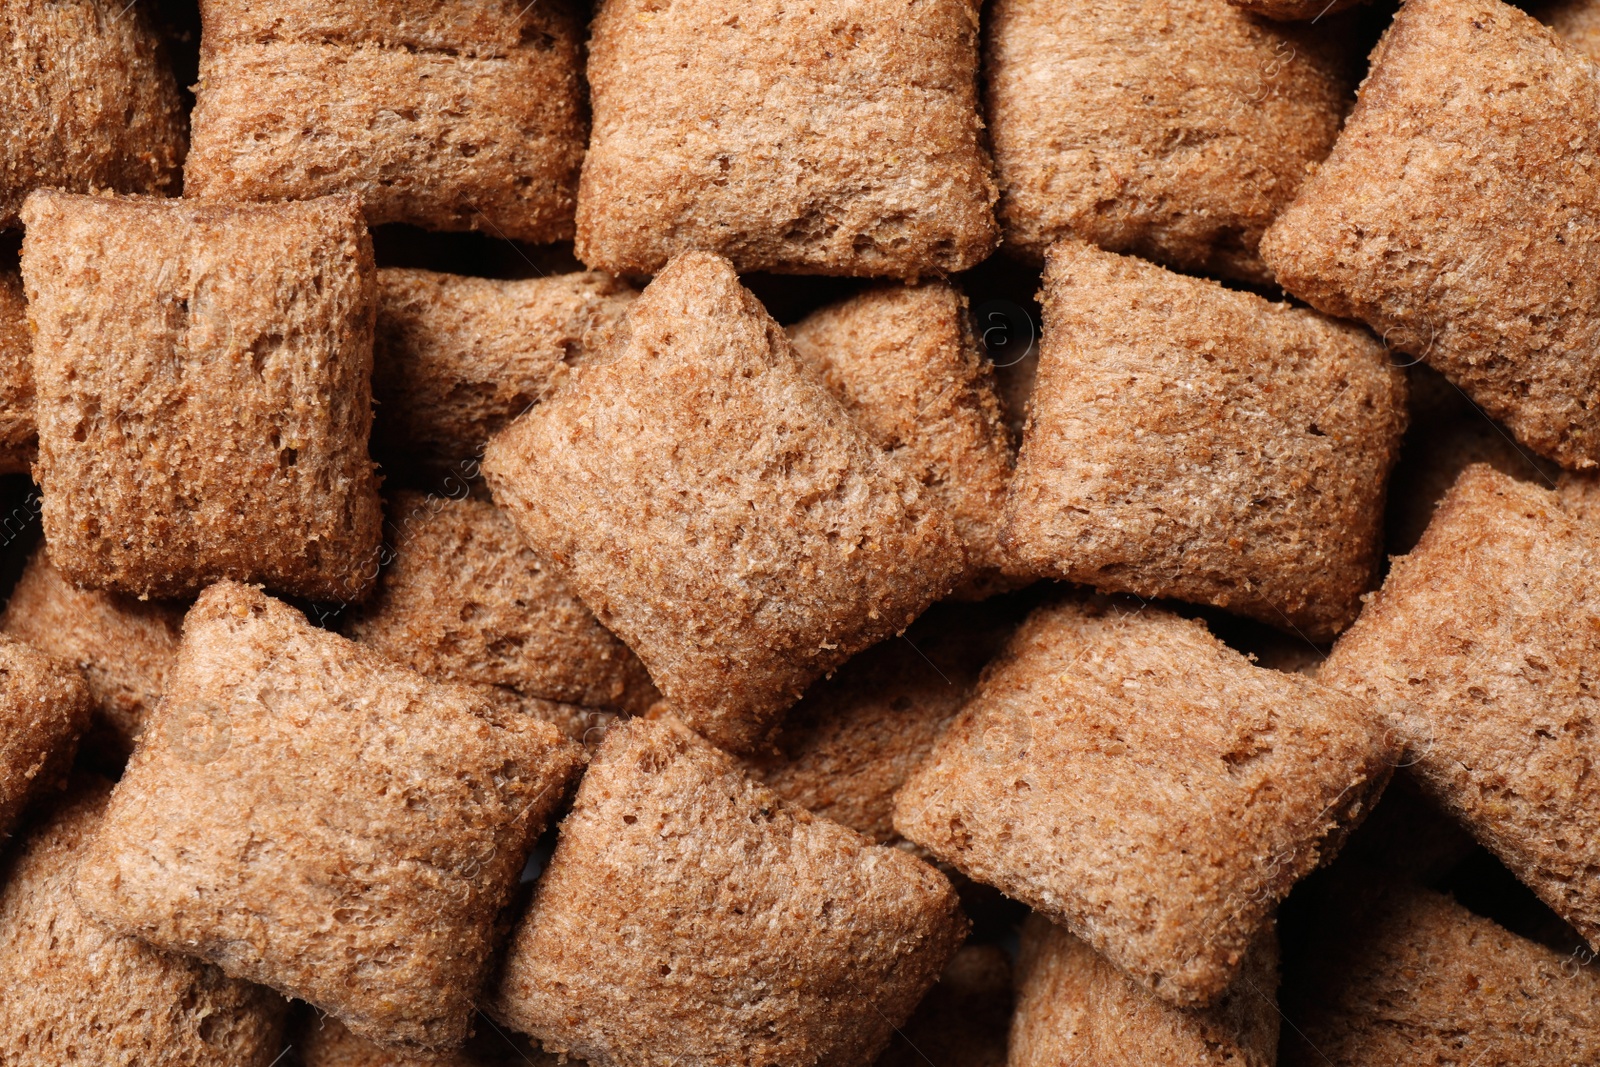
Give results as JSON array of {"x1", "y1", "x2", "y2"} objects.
[
  {"x1": 373, "y1": 269, "x2": 638, "y2": 467},
  {"x1": 1320, "y1": 464, "x2": 1600, "y2": 950},
  {"x1": 73, "y1": 582, "x2": 584, "y2": 1052},
  {"x1": 1, "y1": 546, "x2": 184, "y2": 758},
  {"x1": 21, "y1": 191, "x2": 384, "y2": 603},
  {"x1": 301, "y1": 1013, "x2": 557, "y2": 1067},
  {"x1": 1011, "y1": 914, "x2": 1279, "y2": 1067},
  {"x1": 1260, "y1": 0, "x2": 1600, "y2": 469},
  {"x1": 985, "y1": 0, "x2": 1356, "y2": 282},
  {"x1": 483, "y1": 252, "x2": 962, "y2": 752},
  {"x1": 1535, "y1": 0, "x2": 1600, "y2": 58},
  {"x1": 787, "y1": 282, "x2": 1017, "y2": 598},
  {"x1": 1002, "y1": 241, "x2": 1406, "y2": 640},
  {"x1": 0, "y1": 779, "x2": 289, "y2": 1067},
  {"x1": 575, "y1": 0, "x2": 998, "y2": 278},
  {"x1": 490, "y1": 718, "x2": 970, "y2": 1067},
  {"x1": 346, "y1": 491, "x2": 657, "y2": 714},
  {"x1": 1281, "y1": 882, "x2": 1600, "y2": 1065},
  {"x1": 0, "y1": 633, "x2": 91, "y2": 841},
  {"x1": 894, "y1": 598, "x2": 1393, "y2": 1006},
  {"x1": 1227, "y1": 0, "x2": 1367, "y2": 21},
  {"x1": 0, "y1": 0, "x2": 185, "y2": 228},
  {"x1": 186, "y1": 0, "x2": 586, "y2": 242},
  {"x1": 0, "y1": 271, "x2": 36, "y2": 473}
]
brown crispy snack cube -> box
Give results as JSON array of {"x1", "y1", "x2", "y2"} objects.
[
  {"x1": 185, "y1": 0, "x2": 586, "y2": 242},
  {"x1": 575, "y1": 0, "x2": 998, "y2": 278},
  {"x1": 1, "y1": 546, "x2": 184, "y2": 760},
  {"x1": 1536, "y1": 0, "x2": 1600, "y2": 58},
  {"x1": 0, "y1": 778, "x2": 288, "y2": 1067},
  {"x1": 787, "y1": 282, "x2": 1016, "y2": 599},
  {"x1": 1280, "y1": 881, "x2": 1600, "y2": 1065},
  {"x1": 878, "y1": 944, "x2": 1013, "y2": 1067},
  {"x1": 1012, "y1": 914, "x2": 1280, "y2": 1067},
  {"x1": 1002, "y1": 241, "x2": 1406, "y2": 641},
  {"x1": 1320, "y1": 464, "x2": 1600, "y2": 950},
  {"x1": 72, "y1": 582, "x2": 584, "y2": 1051},
  {"x1": 20, "y1": 191, "x2": 383, "y2": 602},
  {"x1": 346, "y1": 490, "x2": 657, "y2": 714},
  {"x1": 373, "y1": 268, "x2": 638, "y2": 468},
  {"x1": 489, "y1": 718, "x2": 969, "y2": 1067},
  {"x1": 985, "y1": 0, "x2": 1355, "y2": 283},
  {"x1": 0, "y1": 0, "x2": 185, "y2": 228},
  {"x1": 483, "y1": 252, "x2": 962, "y2": 752},
  {"x1": 0, "y1": 271, "x2": 35, "y2": 473},
  {"x1": 742, "y1": 602, "x2": 1011, "y2": 845},
  {"x1": 1260, "y1": 0, "x2": 1600, "y2": 469},
  {"x1": 894, "y1": 598, "x2": 1393, "y2": 1006},
  {"x1": 0, "y1": 633, "x2": 91, "y2": 841}
]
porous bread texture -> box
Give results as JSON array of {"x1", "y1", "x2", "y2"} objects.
[
  {"x1": 0, "y1": 271, "x2": 36, "y2": 473},
  {"x1": 73, "y1": 582, "x2": 584, "y2": 1052},
  {"x1": 0, "y1": 0, "x2": 185, "y2": 228},
  {"x1": 185, "y1": 0, "x2": 586, "y2": 242},
  {"x1": 346, "y1": 491, "x2": 657, "y2": 714},
  {"x1": 1536, "y1": 0, "x2": 1600, "y2": 58},
  {"x1": 471, "y1": 683, "x2": 618, "y2": 750},
  {"x1": 483, "y1": 252, "x2": 962, "y2": 753},
  {"x1": 0, "y1": 779, "x2": 288, "y2": 1067},
  {"x1": 741, "y1": 602, "x2": 1010, "y2": 845},
  {"x1": 984, "y1": 0, "x2": 1355, "y2": 283},
  {"x1": 372, "y1": 269, "x2": 638, "y2": 467},
  {"x1": 1, "y1": 546, "x2": 185, "y2": 758},
  {"x1": 878, "y1": 944, "x2": 1012, "y2": 1067},
  {"x1": 1260, "y1": 0, "x2": 1600, "y2": 469},
  {"x1": 576, "y1": 0, "x2": 998, "y2": 278},
  {"x1": 0, "y1": 633, "x2": 91, "y2": 840},
  {"x1": 20, "y1": 191, "x2": 383, "y2": 602},
  {"x1": 893, "y1": 598, "x2": 1394, "y2": 1007},
  {"x1": 1319, "y1": 464, "x2": 1600, "y2": 951},
  {"x1": 301, "y1": 1013, "x2": 558, "y2": 1067},
  {"x1": 1280, "y1": 881, "x2": 1600, "y2": 1065},
  {"x1": 1227, "y1": 0, "x2": 1367, "y2": 21},
  {"x1": 1002, "y1": 241, "x2": 1405, "y2": 641},
  {"x1": 787, "y1": 282, "x2": 1016, "y2": 598},
  {"x1": 490, "y1": 718, "x2": 969, "y2": 1067},
  {"x1": 1011, "y1": 914, "x2": 1279, "y2": 1067}
]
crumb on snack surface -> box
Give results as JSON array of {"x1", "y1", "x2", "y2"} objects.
[
  {"x1": 72, "y1": 582, "x2": 583, "y2": 1052},
  {"x1": 0, "y1": 632, "x2": 92, "y2": 842},
  {"x1": 1260, "y1": 0, "x2": 1600, "y2": 469},
  {"x1": 20, "y1": 190, "x2": 384, "y2": 603},
  {"x1": 185, "y1": 0, "x2": 587, "y2": 242},
  {"x1": 490, "y1": 717, "x2": 969, "y2": 1067},
  {"x1": 575, "y1": 0, "x2": 998, "y2": 278},
  {"x1": 1002, "y1": 241, "x2": 1406, "y2": 641},
  {"x1": 484, "y1": 251, "x2": 962, "y2": 753},
  {"x1": 894, "y1": 597, "x2": 1393, "y2": 1007}
]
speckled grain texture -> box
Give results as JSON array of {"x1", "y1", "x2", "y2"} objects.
[
  {"x1": 1011, "y1": 914, "x2": 1279, "y2": 1067},
  {"x1": 0, "y1": 632, "x2": 91, "y2": 841},
  {"x1": 985, "y1": 0, "x2": 1355, "y2": 282},
  {"x1": 20, "y1": 191, "x2": 383, "y2": 602},
  {"x1": 483, "y1": 253, "x2": 962, "y2": 753},
  {"x1": 1227, "y1": 0, "x2": 1367, "y2": 21},
  {"x1": 1002, "y1": 241, "x2": 1405, "y2": 641},
  {"x1": 0, "y1": 0, "x2": 185, "y2": 228},
  {"x1": 1280, "y1": 881, "x2": 1600, "y2": 1065},
  {"x1": 877, "y1": 944, "x2": 1012, "y2": 1067},
  {"x1": 576, "y1": 0, "x2": 997, "y2": 278},
  {"x1": 0, "y1": 271, "x2": 36, "y2": 473},
  {"x1": 787, "y1": 282, "x2": 1016, "y2": 599},
  {"x1": 741, "y1": 602, "x2": 1012, "y2": 845},
  {"x1": 346, "y1": 491, "x2": 657, "y2": 714},
  {"x1": 0, "y1": 779, "x2": 288, "y2": 1067},
  {"x1": 1319, "y1": 464, "x2": 1600, "y2": 952},
  {"x1": 490, "y1": 718, "x2": 969, "y2": 1067},
  {"x1": 373, "y1": 269, "x2": 638, "y2": 466},
  {"x1": 301, "y1": 1013, "x2": 558, "y2": 1067},
  {"x1": 1260, "y1": 0, "x2": 1600, "y2": 469},
  {"x1": 73, "y1": 583, "x2": 584, "y2": 1052},
  {"x1": 1, "y1": 546, "x2": 185, "y2": 758},
  {"x1": 1536, "y1": 0, "x2": 1600, "y2": 58},
  {"x1": 185, "y1": 0, "x2": 586, "y2": 243},
  {"x1": 894, "y1": 598, "x2": 1393, "y2": 1007}
]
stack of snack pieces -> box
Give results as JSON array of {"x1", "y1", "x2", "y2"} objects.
[{"x1": 2, "y1": 0, "x2": 1599, "y2": 1063}]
